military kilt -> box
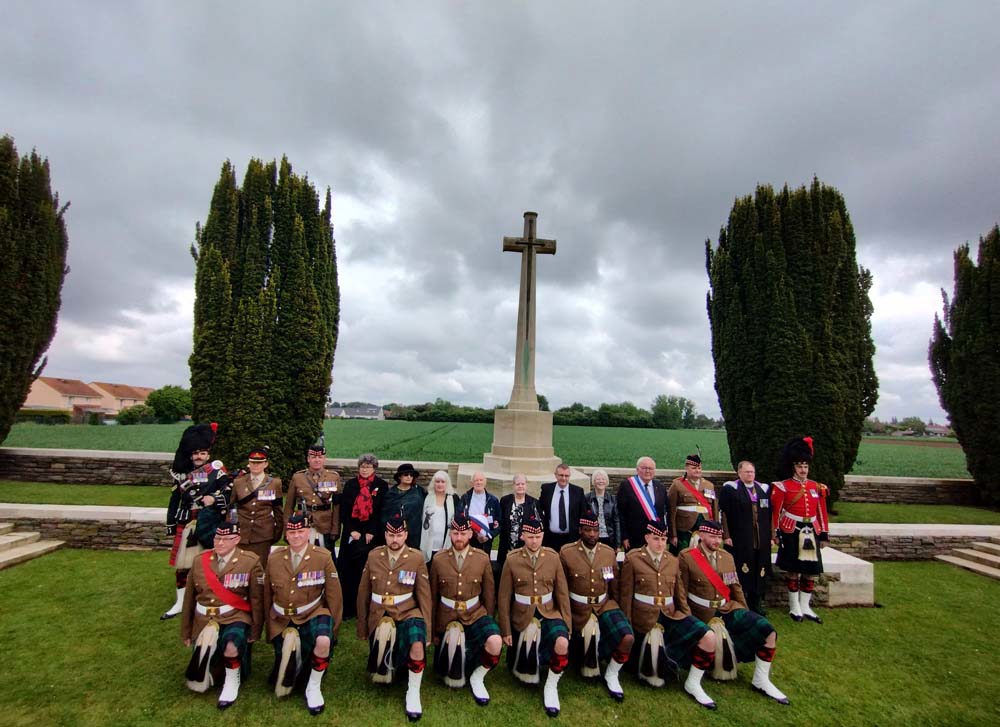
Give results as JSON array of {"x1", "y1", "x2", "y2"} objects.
[
  {"x1": 273, "y1": 615, "x2": 333, "y2": 663},
  {"x1": 507, "y1": 616, "x2": 569, "y2": 669},
  {"x1": 596, "y1": 608, "x2": 633, "y2": 660},
  {"x1": 631, "y1": 613, "x2": 709, "y2": 670},
  {"x1": 434, "y1": 615, "x2": 501, "y2": 678},
  {"x1": 371, "y1": 617, "x2": 427, "y2": 673},
  {"x1": 717, "y1": 608, "x2": 775, "y2": 663},
  {"x1": 170, "y1": 521, "x2": 204, "y2": 569},
  {"x1": 775, "y1": 525, "x2": 824, "y2": 575},
  {"x1": 217, "y1": 622, "x2": 251, "y2": 677}
]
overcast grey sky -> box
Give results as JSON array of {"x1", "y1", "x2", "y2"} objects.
[{"x1": 4, "y1": 1, "x2": 998, "y2": 421}]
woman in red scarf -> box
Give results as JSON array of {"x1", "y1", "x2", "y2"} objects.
[{"x1": 337, "y1": 453, "x2": 388, "y2": 619}]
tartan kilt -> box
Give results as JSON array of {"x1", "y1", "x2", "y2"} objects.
[
  {"x1": 393, "y1": 617, "x2": 428, "y2": 669},
  {"x1": 270, "y1": 615, "x2": 333, "y2": 688},
  {"x1": 631, "y1": 613, "x2": 708, "y2": 670},
  {"x1": 171, "y1": 521, "x2": 204, "y2": 569},
  {"x1": 506, "y1": 616, "x2": 569, "y2": 670},
  {"x1": 597, "y1": 608, "x2": 634, "y2": 660},
  {"x1": 201, "y1": 622, "x2": 251, "y2": 680},
  {"x1": 775, "y1": 526, "x2": 824, "y2": 575},
  {"x1": 434, "y1": 616, "x2": 501, "y2": 678},
  {"x1": 721, "y1": 609, "x2": 775, "y2": 663}
]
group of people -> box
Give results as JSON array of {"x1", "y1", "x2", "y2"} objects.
[{"x1": 163, "y1": 423, "x2": 829, "y2": 718}]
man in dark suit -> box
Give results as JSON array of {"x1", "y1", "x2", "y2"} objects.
[
  {"x1": 539, "y1": 463, "x2": 587, "y2": 551},
  {"x1": 616, "y1": 456, "x2": 668, "y2": 551}
]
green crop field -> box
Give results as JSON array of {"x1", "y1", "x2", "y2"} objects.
[
  {"x1": 0, "y1": 552, "x2": 996, "y2": 726},
  {"x1": 1, "y1": 421, "x2": 971, "y2": 478}
]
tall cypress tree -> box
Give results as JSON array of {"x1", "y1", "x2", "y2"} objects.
[
  {"x1": 189, "y1": 156, "x2": 338, "y2": 477},
  {"x1": 706, "y1": 179, "x2": 877, "y2": 501},
  {"x1": 0, "y1": 136, "x2": 70, "y2": 443},
  {"x1": 929, "y1": 225, "x2": 1000, "y2": 505}
]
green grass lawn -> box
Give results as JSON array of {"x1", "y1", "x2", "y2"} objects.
[
  {"x1": 0, "y1": 552, "x2": 995, "y2": 726},
  {"x1": 1, "y1": 421, "x2": 972, "y2": 477},
  {"x1": 0, "y1": 480, "x2": 167, "y2": 507},
  {"x1": 831, "y1": 501, "x2": 1000, "y2": 525}
]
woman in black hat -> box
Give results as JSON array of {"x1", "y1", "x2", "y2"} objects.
[{"x1": 381, "y1": 463, "x2": 427, "y2": 549}]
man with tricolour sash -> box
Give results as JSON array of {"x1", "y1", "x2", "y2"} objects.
[
  {"x1": 771, "y1": 436, "x2": 829, "y2": 624},
  {"x1": 616, "y1": 456, "x2": 668, "y2": 552},
  {"x1": 357, "y1": 512, "x2": 433, "y2": 722},
  {"x1": 667, "y1": 453, "x2": 717, "y2": 554},
  {"x1": 180, "y1": 516, "x2": 264, "y2": 710},
  {"x1": 559, "y1": 507, "x2": 634, "y2": 702},
  {"x1": 619, "y1": 517, "x2": 718, "y2": 709},
  {"x1": 497, "y1": 513, "x2": 572, "y2": 717},
  {"x1": 429, "y1": 513, "x2": 502, "y2": 705},
  {"x1": 677, "y1": 519, "x2": 789, "y2": 705},
  {"x1": 264, "y1": 513, "x2": 342, "y2": 715},
  {"x1": 163, "y1": 422, "x2": 232, "y2": 620}
]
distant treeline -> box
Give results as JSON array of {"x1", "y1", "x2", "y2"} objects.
[{"x1": 381, "y1": 395, "x2": 723, "y2": 430}]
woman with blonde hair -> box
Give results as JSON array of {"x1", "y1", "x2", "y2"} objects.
[{"x1": 419, "y1": 470, "x2": 460, "y2": 562}]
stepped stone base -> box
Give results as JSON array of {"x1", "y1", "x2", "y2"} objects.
[
  {"x1": 0, "y1": 523, "x2": 64, "y2": 569},
  {"x1": 935, "y1": 537, "x2": 1000, "y2": 581}
]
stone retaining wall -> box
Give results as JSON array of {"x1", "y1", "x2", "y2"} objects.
[
  {"x1": 6, "y1": 517, "x2": 171, "y2": 551},
  {"x1": 828, "y1": 534, "x2": 980, "y2": 560},
  {"x1": 0, "y1": 447, "x2": 980, "y2": 505}
]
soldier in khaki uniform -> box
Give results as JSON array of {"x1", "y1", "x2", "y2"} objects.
[
  {"x1": 231, "y1": 446, "x2": 283, "y2": 566},
  {"x1": 358, "y1": 513, "x2": 433, "y2": 722},
  {"x1": 180, "y1": 518, "x2": 264, "y2": 710},
  {"x1": 429, "y1": 513, "x2": 502, "y2": 705},
  {"x1": 678, "y1": 519, "x2": 788, "y2": 705},
  {"x1": 668, "y1": 453, "x2": 717, "y2": 554},
  {"x1": 497, "y1": 514, "x2": 572, "y2": 717},
  {"x1": 559, "y1": 508, "x2": 634, "y2": 702},
  {"x1": 284, "y1": 437, "x2": 342, "y2": 551},
  {"x1": 620, "y1": 517, "x2": 717, "y2": 709},
  {"x1": 264, "y1": 514, "x2": 342, "y2": 715}
]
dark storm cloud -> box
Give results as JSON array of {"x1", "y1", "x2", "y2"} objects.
[{"x1": 3, "y1": 1, "x2": 999, "y2": 421}]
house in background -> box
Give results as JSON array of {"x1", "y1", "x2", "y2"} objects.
[
  {"x1": 89, "y1": 382, "x2": 155, "y2": 414},
  {"x1": 325, "y1": 404, "x2": 385, "y2": 420},
  {"x1": 926, "y1": 423, "x2": 954, "y2": 437},
  {"x1": 23, "y1": 377, "x2": 154, "y2": 421}
]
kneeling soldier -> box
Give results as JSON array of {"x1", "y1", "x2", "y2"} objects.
[
  {"x1": 358, "y1": 512, "x2": 433, "y2": 722},
  {"x1": 559, "y1": 507, "x2": 634, "y2": 702},
  {"x1": 430, "y1": 513, "x2": 502, "y2": 705},
  {"x1": 678, "y1": 519, "x2": 789, "y2": 704},
  {"x1": 620, "y1": 517, "x2": 718, "y2": 709},
  {"x1": 264, "y1": 514, "x2": 342, "y2": 715},
  {"x1": 497, "y1": 514, "x2": 572, "y2": 718},
  {"x1": 180, "y1": 517, "x2": 264, "y2": 710}
]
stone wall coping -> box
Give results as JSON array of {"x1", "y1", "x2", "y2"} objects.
[
  {"x1": 0, "y1": 447, "x2": 174, "y2": 461},
  {"x1": 0, "y1": 503, "x2": 166, "y2": 522},
  {"x1": 829, "y1": 523, "x2": 1000, "y2": 537}
]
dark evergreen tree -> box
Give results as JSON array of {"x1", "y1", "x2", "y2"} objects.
[
  {"x1": 189, "y1": 156, "x2": 339, "y2": 477},
  {"x1": 929, "y1": 225, "x2": 1000, "y2": 505},
  {"x1": 706, "y1": 179, "x2": 877, "y2": 501},
  {"x1": 0, "y1": 136, "x2": 70, "y2": 443}
]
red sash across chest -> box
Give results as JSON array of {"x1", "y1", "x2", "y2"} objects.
[
  {"x1": 200, "y1": 551, "x2": 251, "y2": 611},
  {"x1": 679, "y1": 478, "x2": 712, "y2": 511},
  {"x1": 688, "y1": 548, "x2": 731, "y2": 601}
]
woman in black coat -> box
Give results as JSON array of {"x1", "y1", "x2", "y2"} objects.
[
  {"x1": 586, "y1": 469, "x2": 621, "y2": 550},
  {"x1": 336, "y1": 453, "x2": 389, "y2": 619},
  {"x1": 496, "y1": 474, "x2": 539, "y2": 577}
]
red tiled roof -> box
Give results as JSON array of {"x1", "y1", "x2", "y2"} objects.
[
  {"x1": 38, "y1": 377, "x2": 102, "y2": 398},
  {"x1": 90, "y1": 382, "x2": 152, "y2": 400}
]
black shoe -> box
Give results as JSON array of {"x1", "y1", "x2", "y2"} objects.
[
  {"x1": 307, "y1": 705, "x2": 324, "y2": 717},
  {"x1": 406, "y1": 712, "x2": 422, "y2": 722},
  {"x1": 789, "y1": 613, "x2": 803, "y2": 622},
  {"x1": 803, "y1": 613, "x2": 823, "y2": 624},
  {"x1": 607, "y1": 688, "x2": 624, "y2": 703},
  {"x1": 545, "y1": 707, "x2": 560, "y2": 718},
  {"x1": 217, "y1": 700, "x2": 234, "y2": 711},
  {"x1": 160, "y1": 611, "x2": 178, "y2": 620},
  {"x1": 474, "y1": 696, "x2": 489, "y2": 706},
  {"x1": 752, "y1": 684, "x2": 791, "y2": 705}
]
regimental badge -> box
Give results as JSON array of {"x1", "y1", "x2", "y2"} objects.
[
  {"x1": 297, "y1": 570, "x2": 326, "y2": 587},
  {"x1": 601, "y1": 565, "x2": 615, "y2": 581},
  {"x1": 760, "y1": 498, "x2": 769, "y2": 509},
  {"x1": 258, "y1": 489, "x2": 276, "y2": 501},
  {"x1": 741, "y1": 563, "x2": 750, "y2": 574},
  {"x1": 224, "y1": 572, "x2": 250, "y2": 589},
  {"x1": 211, "y1": 460, "x2": 224, "y2": 471},
  {"x1": 398, "y1": 570, "x2": 416, "y2": 586},
  {"x1": 723, "y1": 571, "x2": 739, "y2": 585},
  {"x1": 318, "y1": 481, "x2": 337, "y2": 493}
]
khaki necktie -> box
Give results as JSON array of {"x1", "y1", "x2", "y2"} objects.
[
  {"x1": 652, "y1": 555, "x2": 660, "y2": 569},
  {"x1": 585, "y1": 548, "x2": 595, "y2": 565},
  {"x1": 291, "y1": 552, "x2": 302, "y2": 571},
  {"x1": 456, "y1": 553, "x2": 465, "y2": 571},
  {"x1": 215, "y1": 555, "x2": 227, "y2": 574},
  {"x1": 531, "y1": 554, "x2": 538, "y2": 568}
]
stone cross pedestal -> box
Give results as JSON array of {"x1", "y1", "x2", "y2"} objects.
[{"x1": 458, "y1": 212, "x2": 588, "y2": 494}]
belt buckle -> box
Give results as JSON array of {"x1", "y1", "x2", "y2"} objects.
[
  {"x1": 589, "y1": 596, "x2": 600, "y2": 605},
  {"x1": 205, "y1": 606, "x2": 219, "y2": 617},
  {"x1": 284, "y1": 605, "x2": 296, "y2": 616},
  {"x1": 455, "y1": 600, "x2": 466, "y2": 612},
  {"x1": 383, "y1": 595, "x2": 395, "y2": 606},
  {"x1": 710, "y1": 598, "x2": 723, "y2": 608},
  {"x1": 530, "y1": 595, "x2": 542, "y2": 605},
  {"x1": 653, "y1": 596, "x2": 665, "y2": 606}
]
